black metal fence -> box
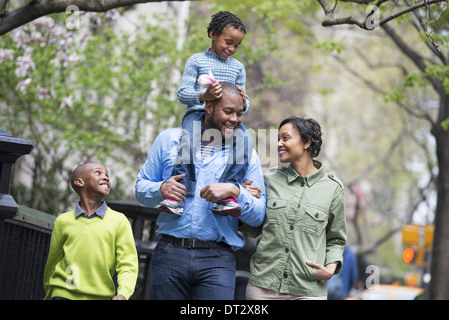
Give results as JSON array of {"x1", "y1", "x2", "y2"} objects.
[
  {"x1": 0, "y1": 130, "x2": 37, "y2": 300},
  {"x1": 0, "y1": 206, "x2": 55, "y2": 299}
]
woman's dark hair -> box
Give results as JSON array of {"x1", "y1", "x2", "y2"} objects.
[
  {"x1": 279, "y1": 116, "x2": 323, "y2": 158},
  {"x1": 207, "y1": 11, "x2": 247, "y2": 38}
]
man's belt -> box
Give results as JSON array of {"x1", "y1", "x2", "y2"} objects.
[{"x1": 159, "y1": 234, "x2": 233, "y2": 250}]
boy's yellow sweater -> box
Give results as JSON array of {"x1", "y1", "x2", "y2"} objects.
[{"x1": 43, "y1": 208, "x2": 138, "y2": 300}]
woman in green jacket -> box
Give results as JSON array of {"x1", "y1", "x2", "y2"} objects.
[{"x1": 243, "y1": 116, "x2": 347, "y2": 300}]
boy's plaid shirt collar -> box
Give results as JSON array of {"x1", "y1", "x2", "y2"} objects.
[{"x1": 74, "y1": 201, "x2": 107, "y2": 219}]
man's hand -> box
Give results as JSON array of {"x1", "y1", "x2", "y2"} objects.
[
  {"x1": 112, "y1": 294, "x2": 126, "y2": 300},
  {"x1": 241, "y1": 180, "x2": 262, "y2": 198},
  {"x1": 200, "y1": 183, "x2": 239, "y2": 203},
  {"x1": 306, "y1": 261, "x2": 337, "y2": 280},
  {"x1": 160, "y1": 174, "x2": 186, "y2": 201}
]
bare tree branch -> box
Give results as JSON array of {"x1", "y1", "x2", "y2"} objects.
[
  {"x1": 318, "y1": 0, "x2": 366, "y2": 27},
  {"x1": 0, "y1": 0, "x2": 9, "y2": 16},
  {"x1": 332, "y1": 53, "x2": 435, "y2": 124},
  {"x1": 381, "y1": 24, "x2": 427, "y2": 72},
  {"x1": 378, "y1": 0, "x2": 445, "y2": 25},
  {"x1": 0, "y1": 0, "x2": 190, "y2": 35},
  {"x1": 320, "y1": 0, "x2": 447, "y2": 30},
  {"x1": 354, "y1": 47, "x2": 408, "y2": 76},
  {"x1": 322, "y1": 15, "x2": 367, "y2": 28},
  {"x1": 408, "y1": 14, "x2": 448, "y2": 65},
  {"x1": 382, "y1": 23, "x2": 446, "y2": 97},
  {"x1": 348, "y1": 124, "x2": 419, "y2": 186},
  {"x1": 316, "y1": 0, "x2": 334, "y2": 16},
  {"x1": 406, "y1": 1, "x2": 449, "y2": 64}
]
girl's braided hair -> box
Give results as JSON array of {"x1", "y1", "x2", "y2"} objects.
[{"x1": 207, "y1": 11, "x2": 247, "y2": 38}]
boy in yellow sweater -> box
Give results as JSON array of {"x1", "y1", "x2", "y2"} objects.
[{"x1": 43, "y1": 162, "x2": 138, "y2": 300}]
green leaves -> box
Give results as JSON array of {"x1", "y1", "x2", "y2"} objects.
[
  {"x1": 425, "y1": 63, "x2": 449, "y2": 94},
  {"x1": 442, "y1": 117, "x2": 449, "y2": 131},
  {"x1": 385, "y1": 63, "x2": 449, "y2": 103},
  {"x1": 1, "y1": 12, "x2": 184, "y2": 214},
  {"x1": 312, "y1": 39, "x2": 346, "y2": 54}
]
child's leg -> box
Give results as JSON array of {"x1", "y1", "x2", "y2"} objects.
[
  {"x1": 212, "y1": 124, "x2": 254, "y2": 217},
  {"x1": 159, "y1": 111, "x2": 204, "y2": 215},
  {"x1": 171, "y1": 110, "x2": 204, "y2": 197},
  {"x1": 220, "y1": 123, "x2": 254, "y2": 185}
]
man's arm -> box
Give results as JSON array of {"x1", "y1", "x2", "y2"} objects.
[
  {"x1": 199, "y1": 182, "x2": 239, "y2": 203},
  {"x1": 135, "y1": 130, "x2": 180, "y2": 208},
  {"x1": 200, "y1": 150, "x2": 266, "y2": 228},
  {"x1": 238, "y1": 150, "x2": 266, "y2": 227},
  {"x1": 160, "y1": 174, "x2": 186, "y2": 202}
]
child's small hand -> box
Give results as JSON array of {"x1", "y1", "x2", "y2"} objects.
[
  {"x1": 236, "y1": 85, "x2": 246, "y2": 107},
  {"x1": 201, "y1": 82, "x2": 222, "y2": 102}
]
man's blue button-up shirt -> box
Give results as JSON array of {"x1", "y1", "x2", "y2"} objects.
[{"x1": 135, "y1": 127, "x2": 266, "y2": 250}]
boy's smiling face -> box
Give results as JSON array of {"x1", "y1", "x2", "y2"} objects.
[
  {"x1": 209, "y1": 26, "x2": 244, "y2": 61},
  {"x1": 74, "y1": 163, "x2": 111, "y2": 197}
]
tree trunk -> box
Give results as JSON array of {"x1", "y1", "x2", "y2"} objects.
[{"x1": 429, "y1": 93, "x2": 449, "y2": 299}]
